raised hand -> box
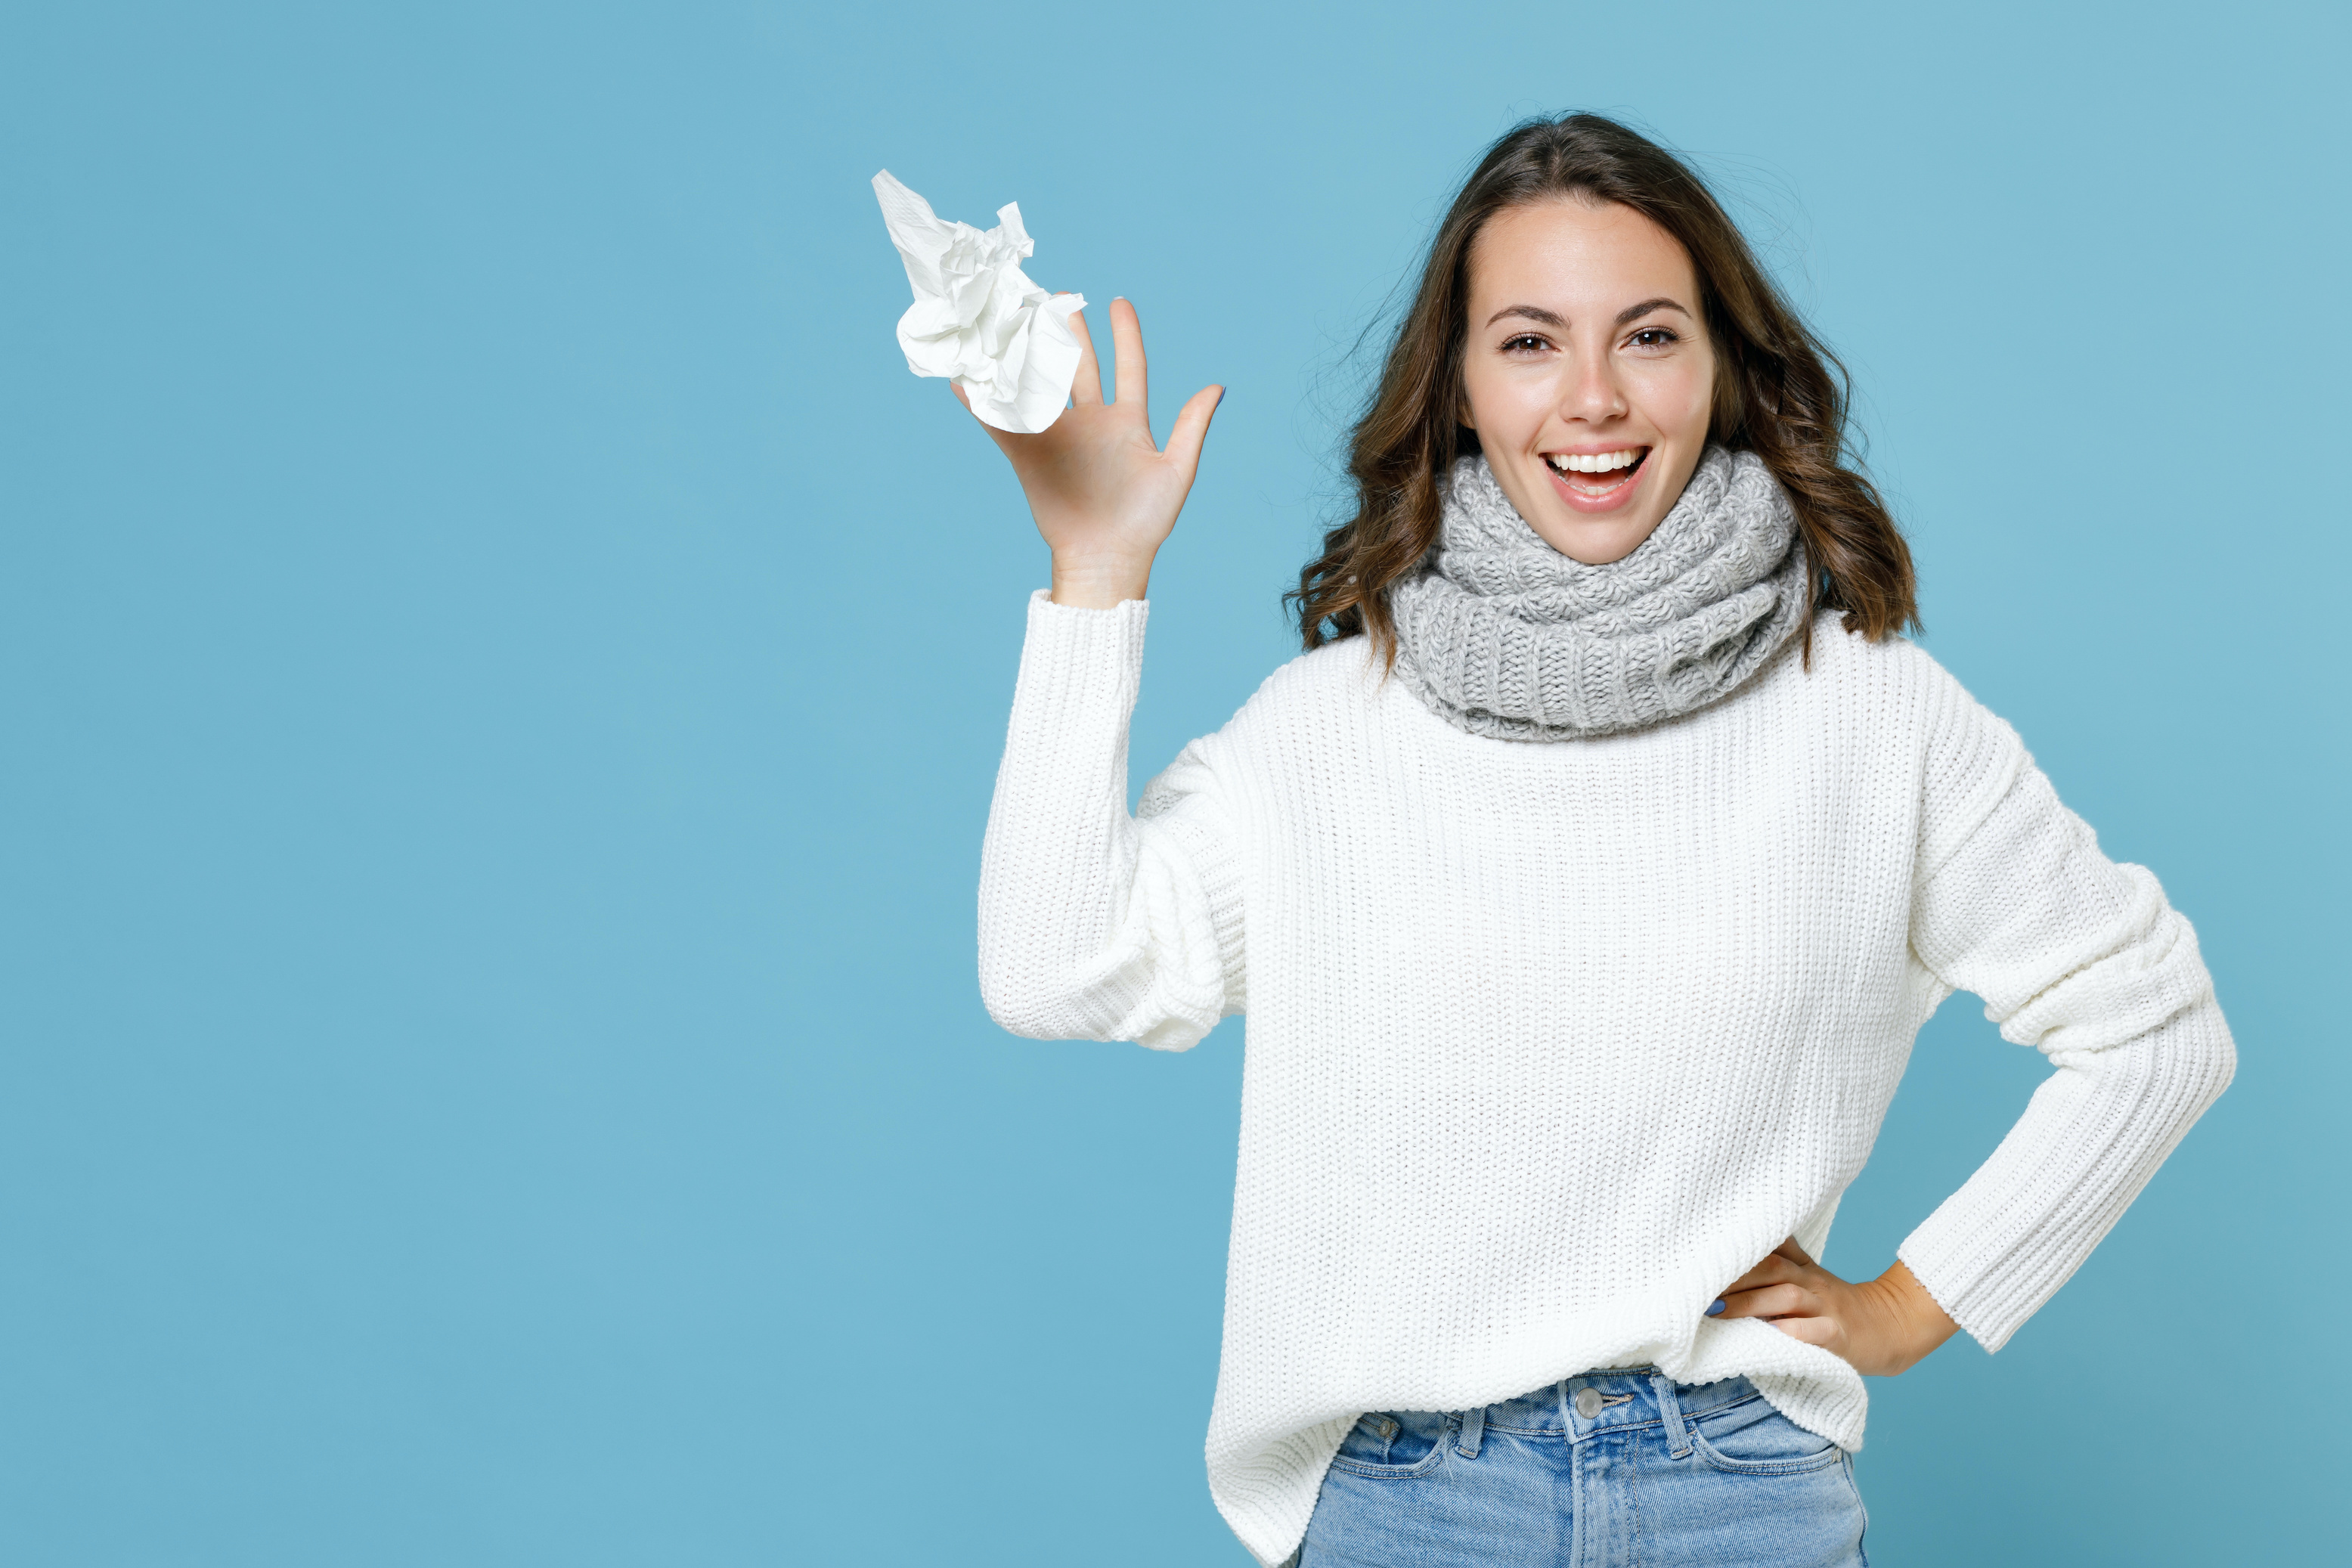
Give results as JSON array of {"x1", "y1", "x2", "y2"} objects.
[
  {"x1": 1708, "y1": 1237, "x2": 1960, "y2": 1376},
  {"x1": 958, "y1": 296, "x2": 1223, "y2": 609}
]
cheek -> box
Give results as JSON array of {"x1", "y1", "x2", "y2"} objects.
[
  {"x1": 1461, "y1": 363, "x2": 1554, "y2": 438},
  {"x1": 1630, "y1": 357, "x2": 1716, "y2": 442}
]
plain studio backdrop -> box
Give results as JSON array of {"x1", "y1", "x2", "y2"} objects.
[{"x1": 2, "y1": 2, "x2": 2344, "y2": 1563}]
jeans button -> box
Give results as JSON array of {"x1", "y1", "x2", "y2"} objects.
[{"x1": 1573, "y1": 1387, "x2": 1605, "y2": 1420}]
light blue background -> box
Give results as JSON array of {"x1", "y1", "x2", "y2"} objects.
[{"x1": 2, "y1": 2, "x2": 2343, "y2": 1562}]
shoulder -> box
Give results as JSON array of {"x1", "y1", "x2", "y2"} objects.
[
  {"x1": 1799, "y1": 614, "x2": 2013, "y2": 741},
  {"x1": 1211, "y1": 634, "x2": 1387, "y2": 739},
  {"x1": 1258, "y1": 634, "x2": 1387, "y2": 702},
  {"x1": 1801, "y1": 609, "x2": 1944, "y2": 692},
  {"x1": 1799, "y1": 614, "x2": 2036, "y2": 859},
  {"x1": 1139, "y1": 635, "x2": 1381, "y2": 810}
]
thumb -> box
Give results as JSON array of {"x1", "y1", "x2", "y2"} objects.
[{"x1": 1164, "y1": 384, "x2": 1225, "y2": 475}]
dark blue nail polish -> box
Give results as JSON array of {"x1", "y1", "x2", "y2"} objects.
[{"x1": 1705, "y1": 1300, "x2": 1727, "y2": 1317}]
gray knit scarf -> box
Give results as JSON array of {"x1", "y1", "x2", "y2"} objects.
[{"x1": 1390, "y1": 446, "x2": 1810, "y2": 741}]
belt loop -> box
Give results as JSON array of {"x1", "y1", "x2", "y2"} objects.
[
  {"x1": 1653, "y1": 1374, "x2": 1692, "y2": 1459},
  {"x1": 1455, "y1": 1403, "x2": 1486, "y2": 1459}
]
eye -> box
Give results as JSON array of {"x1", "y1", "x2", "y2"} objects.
[
  {"x1": 1501, "y1": 333, "x2": 1551, "y2": 354},
  {"x1": 1626, "y1": 327, "x2": 1681, "y2": 350}
]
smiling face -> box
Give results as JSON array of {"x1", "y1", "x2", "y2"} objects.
[{"x1": 1459, "y1": 198, "x2": 1718, "y2": 565}]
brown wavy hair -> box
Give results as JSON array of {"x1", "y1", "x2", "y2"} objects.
[{"x1": 1289, "y1": 113, "x2": 1917, "y2": 662}]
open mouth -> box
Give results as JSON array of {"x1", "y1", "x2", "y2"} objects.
[{"x1": 1543, "y1": 446, "x2": 1650, "y2": 499}]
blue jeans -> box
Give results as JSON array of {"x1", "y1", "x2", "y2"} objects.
[{"x1": 1298, "y1": 1370, "x2": 1867, "y2": 1567}]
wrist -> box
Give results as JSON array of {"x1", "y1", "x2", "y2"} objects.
[
  {"x1": 1050, "y1": 551, "x2": 1154, "y2": 609},
  {"x1": 1864, "y1": 1261, "x2": 1960, "y2": 1374}
]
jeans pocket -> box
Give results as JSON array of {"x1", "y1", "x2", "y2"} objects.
[
  {"x1": 1687, "y1": 1397, "x2": 1845, "y2": 1477},
  {"x1": 1328, "y1": 1409, "x2": 1452, "y2": 1479}
]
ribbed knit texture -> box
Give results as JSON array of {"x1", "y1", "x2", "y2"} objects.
[
  {"x1": 1390, "y1": 447, "x2": 1809, "y2": 739},
  {"x1": 978, "y1": 591, "x2": 2233, "y2": 1567}
]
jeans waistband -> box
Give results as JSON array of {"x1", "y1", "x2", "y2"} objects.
[{"x1": 1467, "y1": 1369, "x2": 1762, "y2": 1442}]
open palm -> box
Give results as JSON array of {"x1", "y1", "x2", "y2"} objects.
[{"x1": 960, "y1": 296, "x2": 1222, "y2": 608}]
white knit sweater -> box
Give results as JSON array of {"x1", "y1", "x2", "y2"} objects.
[{"x1": 978, "y1": 590, "x2": 2232, "y2": 1566}]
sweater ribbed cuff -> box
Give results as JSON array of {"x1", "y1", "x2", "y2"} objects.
[{"x1": 1012, "y1": 588, "x2": 1150, "y2": 724}]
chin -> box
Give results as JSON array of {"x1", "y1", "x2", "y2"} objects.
[
  {"x1": 1542, "y1": 526, "x2": 1652, "y2": 566},
  {"x1": 1526, "y1": 495, "x2": 1663, "y2": 565}
]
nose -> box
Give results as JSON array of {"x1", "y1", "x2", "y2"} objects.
[{"x1": 1557, "y1": 346, "x2": 1627, "y2": 423}]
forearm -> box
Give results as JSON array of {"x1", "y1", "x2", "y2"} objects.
[
  {"x1": 978, "y1": 593, "x2": 1149, "y2": 1033},
  {"x1": 976, "y1": 592, "x2": 1240, "y2": 1050},
  {"x1": 1898, "y1": 999, "x2": 2233, "y2": 1350}
]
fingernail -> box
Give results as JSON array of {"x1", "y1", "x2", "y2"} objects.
[{"x1": 1705, "y1": 1300, "x2": 1726, "y2": 1317}]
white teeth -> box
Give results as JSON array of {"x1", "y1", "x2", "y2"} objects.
[{"x1": 1546, "y1": 448, "x2": 1643, "y2": 475}]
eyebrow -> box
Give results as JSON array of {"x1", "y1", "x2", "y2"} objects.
[
  {"x1": 1485, "y1": 304, "x2": 1566, "y2": 329},
  {"x1": 1614, "y1": 296, "x2": 1693, "y2": 326},
  {"x1": 1483, "y1": 297, "x2": 1694, "y2": 330}
]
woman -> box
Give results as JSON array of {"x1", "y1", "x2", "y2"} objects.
[{"x1": 966, "y1": 114, "x2": 2232, "y2": 1567}]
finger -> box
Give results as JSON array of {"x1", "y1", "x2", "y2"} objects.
[
  {"x1": 1065, "y1": 299, "x2": 1103, "y2": 405},
  {"x1": 1773, "y1": 1236, "x2": 1817, "y2": 1269},
  {"x1": 1721, "y1": 1254, "x2": 1804, "y2": 1294},
  {"x1": 1110, "y1": 296, "x2": 1147, "y2": 409},
  {"x1": 1716, "y1": 1282, "x2": 1815, "y2": 1320},
  {"x1": 1164, "y1": 384, "x2": 1224, "y2": 473}
]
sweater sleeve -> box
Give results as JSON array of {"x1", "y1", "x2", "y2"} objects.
[
  {"x1": 1895, "y1": 680, "x2": 2235, "y2": 1353},
  {"x1": 976, "y1": 590, "x2": 1247, "y2": 1052}
]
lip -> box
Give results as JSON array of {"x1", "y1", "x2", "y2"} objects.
[{"x1": 1540, "y1": 445, "x2": 1651, "y2": 515}]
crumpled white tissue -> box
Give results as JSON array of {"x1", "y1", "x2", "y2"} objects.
[{"x1": 872, "y1": 169, "x2": 1086, "y2": 434}]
